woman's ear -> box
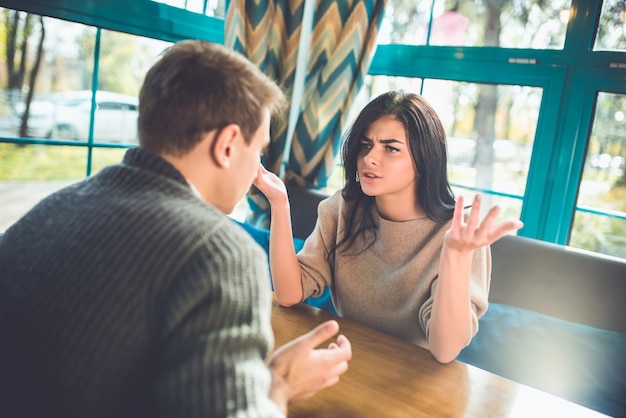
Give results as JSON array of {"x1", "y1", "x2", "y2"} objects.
[{"x1": 210, "y1": 124, "x2": 240, "y2": 168}]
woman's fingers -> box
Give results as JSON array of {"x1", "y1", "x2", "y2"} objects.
[
  {"x1": 465, "y1": 194, "x2": 481, "y2": 232},
  {"x1": 451, "y1": 195, "x2": 465, "y2": 229},
  {"x1": 449, "y1": 194, "x2": 524, "y2": 248}
]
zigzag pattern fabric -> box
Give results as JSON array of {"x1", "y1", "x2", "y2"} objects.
[
  {"x1": 225, "y1": 0, "x2": 304, "y2": 176},
  {"x1": 225, "y1": 0, "x2": 386, "y2": 227},
  {"x1": 225, "y1": 0, "x2": 303, "y2": 225},
  {"x1": 286, "y1": 0, "x2": 386, "y2": 189}
]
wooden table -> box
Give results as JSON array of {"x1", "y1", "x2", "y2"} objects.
[{"x1": 271, "y1": 299, "x2": 608, "y2": 418}]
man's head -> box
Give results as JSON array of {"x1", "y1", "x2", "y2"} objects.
[
  {"x1": 138, "y1": 40, "x2": 285, "y2": 156},
  {"x1": 138, "y1": 40, "x2": 286, "y2": 213}
]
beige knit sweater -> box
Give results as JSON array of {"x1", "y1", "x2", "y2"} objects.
[{"x1": 297, "y1": 191, "x2": 491, "y2": 348}]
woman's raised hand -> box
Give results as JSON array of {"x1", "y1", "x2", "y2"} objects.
[
  {"x1": 253, "y1": 163, "x2": 288, "y2": 204},
  {"x1": 445, "y1": 194, "x2": 524, "y2": 252}
]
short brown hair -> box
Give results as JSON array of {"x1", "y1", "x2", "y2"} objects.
[{"x1": 138, "y1": 40, "x2": 286, "y2": 156}]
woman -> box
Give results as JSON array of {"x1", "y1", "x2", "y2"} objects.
[{"x1": 255, "y1": 90, "x2": 523, "y2": 363}]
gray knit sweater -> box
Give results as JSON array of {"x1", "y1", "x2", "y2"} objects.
[{"x1": 0, "y1": 147, "x2": 282, "y2": 418}]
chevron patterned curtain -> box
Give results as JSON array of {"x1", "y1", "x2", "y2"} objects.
[{"x1": 225, "y1": 0, "x2": 386, "y2": 228}]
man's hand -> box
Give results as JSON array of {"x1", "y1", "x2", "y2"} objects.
[{"x1": 268, "y1": 320, "x2": 352, "y2": 408}]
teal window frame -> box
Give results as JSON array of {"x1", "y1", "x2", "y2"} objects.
[
  {"x1": 546, "y1": 67, "x2": 626, "y2": 244},
  {"x1": 2, "y1": 0, "x2": 224, "y2": 43}
]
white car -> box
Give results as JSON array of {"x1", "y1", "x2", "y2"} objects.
[{"x1": 14, "y1": 90, "x2": 138, "y2": 143}]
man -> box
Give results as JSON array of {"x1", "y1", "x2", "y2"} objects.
[{"x1": 0, "y1": 40, "x2": 351, "y2": 417}]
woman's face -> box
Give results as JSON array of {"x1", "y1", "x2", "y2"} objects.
[{"x1": 356, "y1": 115, "x2": 418, "y2": 201}]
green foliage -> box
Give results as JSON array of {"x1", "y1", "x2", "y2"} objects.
[
  {"x1": 616, "y1": 170, "x2": 626, "y2": 187},
  {"x1": 0, "y1": 143, "x2": 124, "y2": 180},
  {"x1": 570, "y1": 184, "x2": 626, "y2": 258},
  {"x1": 98, "y1": 31, "x2": 143, "y2": 95},
  {"x1": 0, "y1": 143, "x2": 85, "y2": 180}
]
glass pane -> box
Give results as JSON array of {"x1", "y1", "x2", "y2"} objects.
[
  {"x1": 0, "y1": 11, "x2": 175, "y2": 232},
  {"x1": 450, "y1": 185, "x2": 523, "y2": 223},
  {"x1": 570, "y1": 92, "x2": 626, "y2": 258},
  {"x1": 428, "y1": 80, "x2": 539, "y2": 221},
  {"x1": 377, "y1": 1, "x2": 432, "y2": 44},
  {"x1": 150, "y1": 0, "x2": 225, "y2": 17},
  {"x1": 0, "y1": 11, "x2": 86, "y2": 232},
  {"x1": 0, "y1": 11, "x2": 95, "y2": 140},
  {"x1": 0, "y1": 13, "x2": 170, "y2": 144},
  {"x1": 594, "y1": 0, "x2": 626, "y2": 51},
  {"x1": 0, "y1": 143, "x2": 86, "y2": 232},
  {"x1": 0, "y1": 143, "x2": 87, "y2": 181},
  {"x1": 334, "y1": 75, "x2": 541, "y2": 223},
  {"x1": 94, "y1": 30, "x2": 171, "y2": 144},
  {"x1": 382, "y1": 0, "x2": 570, "y2": 49},
  {"x1": 91, "y1": 147, "x2": 128, "y2": 175}
]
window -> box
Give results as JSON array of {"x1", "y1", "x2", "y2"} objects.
[
  {"x1": 595, "y1": 0, "x2": 626, "y2": 51},
  {"x1": 571, "y1": 92, "x2": 626, "y2": 258},
  {"x1": 1, "y1": 0, "x2": 625, "y2": 262},
  {"x1": 0, "y1": 8, "x2": 172, "y2": 231},
  {"x1": 1, "y1": 12, "x2": 170, "y2": 139},
  {"x1": 382, "y1": 0, "x2": 570, "y2": 49}
]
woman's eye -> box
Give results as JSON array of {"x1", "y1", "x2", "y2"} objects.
[
  {"x1": 386, "y1": 145, "x2": 399, "y2": 152},
  {"x1": 359, "y1": 142, "x2": 372, "y2": 150}
]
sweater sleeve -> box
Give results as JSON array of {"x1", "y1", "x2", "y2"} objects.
[
  {"x1": 418, "y1": 243, "x2": 492, "y2": 341},
  {"x1": 296, "y1": 192, "x2": 343, "y2": 301},
  {"x1": 154, "y1": 225, "x2": 283, "y2": 418}
]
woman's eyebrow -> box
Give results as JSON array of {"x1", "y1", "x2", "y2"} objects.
[
  {"x1": 380, "y1": 138, "x2": 404, "y2": 144},
  {"x1": 362, "y1": 136, "x2": 404, "y2": 145}
]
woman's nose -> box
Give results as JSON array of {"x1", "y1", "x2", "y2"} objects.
[{"x1": 363, "y1": 147, "x2": 379, "y2": 166}]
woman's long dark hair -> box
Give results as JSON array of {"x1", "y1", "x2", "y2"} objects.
[{"x1": 332, "y1": 90, "x2": 456, "y2": 258}]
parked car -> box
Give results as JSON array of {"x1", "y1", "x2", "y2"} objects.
[{"x1": 13, "y1": 90, "x2": 138, "y2": 143}]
